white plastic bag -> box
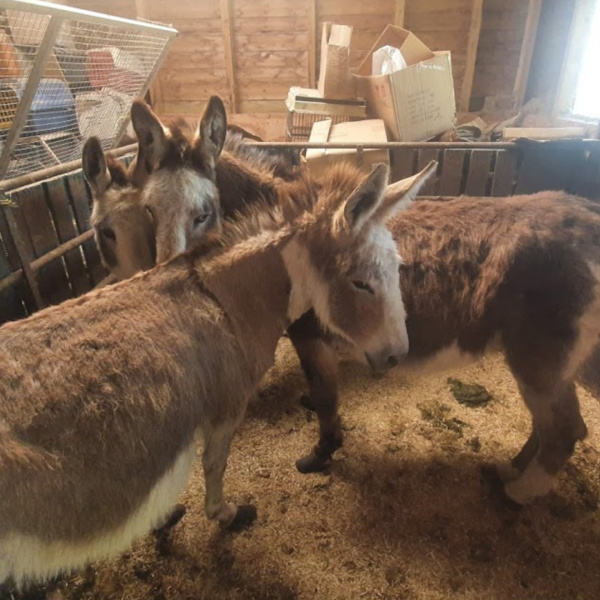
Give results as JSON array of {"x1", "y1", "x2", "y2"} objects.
[{"x1": 372, "y1": 45, "x2": 407, "y2": 76}]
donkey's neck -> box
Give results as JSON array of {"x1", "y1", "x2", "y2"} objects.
[
  {"x1": 198, "y1": 234, "x2": 293, "y2": 372},
  {"x1": 280, "y1": 237, "x2": 322, "y2": 322},
  {"x1": 216, "y1": 153, "x2": 276, "y2": 215}
]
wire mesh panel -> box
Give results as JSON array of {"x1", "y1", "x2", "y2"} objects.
[{"x1": 0, "y1": 0, "x2": 176, "y2": 180}]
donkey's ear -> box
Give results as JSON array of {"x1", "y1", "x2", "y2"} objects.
[
  {"x1": 130, "y1": 99, "x2": 168, "y2": 167},
  {"x1": 82, "y1": 137, "x2": 111, "y2": 196},
  {"x1": 377, "y1": 160, "x2": 437, "y2": 220},
  {"x1": 339, "y1": 163, "x2": 390, "y2": 233},
  {"x1": 197, "y1": 95, "x2": 227, "y2": 166}
]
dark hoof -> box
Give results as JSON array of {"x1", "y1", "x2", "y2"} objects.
[
  {"x1": 300, "y1": 394, "x2": 316, "y2": 411},
  {"x1": 480, "y1": 465, "x2": 522, "y2": 512},
  {"x1": 153, "y1": 503, "x2": 186, "y2": 536},
  {"x1": 296, "y1": 451, "x2": 331, "y2": 474},
  {"x1": 226, "y1": 504, "x2": 257, "y2": 531}
]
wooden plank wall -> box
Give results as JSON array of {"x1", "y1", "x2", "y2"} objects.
[
  {"x1": 471, "y1": 0, "x2": 529, "y2": 109},
  {"x1": 61, "y1": 0, "x2": 562, "y2": 118}
]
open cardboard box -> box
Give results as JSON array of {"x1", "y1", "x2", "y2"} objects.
[
  {"x1": 353, "y1": 25, "x2": 456, "y2": 141},
  {"x1": 305, "y1": 118, "x2": 389, "y2": 178}
]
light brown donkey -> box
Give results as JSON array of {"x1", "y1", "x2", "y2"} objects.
[
  {"x1": 0, "y1": 160, "x2": 429, "y2": 588},
  {"x1": 84, "y1": 96, "x2": 308, "y2": 281}
]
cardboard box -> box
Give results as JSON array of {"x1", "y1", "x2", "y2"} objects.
[
  {"x1": 305, "y1": 118, "x2": 389, "y2": 178},
  {"x1": 353, "y1": 25, "x2": 456, "y2": 141},
  {"x1": 318, "y1": 23, "x2": 355, "y2": 99}
]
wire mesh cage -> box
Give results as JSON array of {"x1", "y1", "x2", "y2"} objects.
[{"x1": 0, "y1": 0, "x2": 177, "y2": 180}]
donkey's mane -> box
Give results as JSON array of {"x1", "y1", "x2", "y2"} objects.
[
  {"x1": 184, "y1": 161, "x2": 367, "y2": 264},
  {"x1": 162, "y1": 117, "x2": 300, "y2": 179}
]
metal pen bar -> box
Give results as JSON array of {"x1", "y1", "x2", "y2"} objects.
[
  {"x1": 29, "y1": 229, "x2": 94, "y2": 272},
  {"x1": 0, "y1": 144, "x2": 138, "y2": 194},
  {"x1": 244, "y1": 140, "x2": 600, "y2": 150},
  {"x1": 0, "y1": 0, "x2": 178, "y2": 35}
]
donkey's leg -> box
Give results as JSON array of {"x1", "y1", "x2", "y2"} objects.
[
  {"x1": 504, "y1": 381, "x2": 587, "y2": 504},
  {"x1": 202, "y1": 423, "x2": 257, "y2": 530},
  {"x1": 288, "y1": 312, "x2": 342, "y2": 473},
  {"x1": 496, "y1": 427, "x2": 539, "y2": 482}
]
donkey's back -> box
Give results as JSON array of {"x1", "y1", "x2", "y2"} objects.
[{"x1": 0, "y1": 265, "x2": 244, "y2": 587}]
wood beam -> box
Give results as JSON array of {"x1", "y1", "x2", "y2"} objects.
[
  {"x1": 459, "y1": 0, "x2": 483, "y2": 112},
  {"x1": 394, "y1": 0, "x2": 406, "y2": 27},
  {"x1": 219, "y1": 0, "x2": 238, "y2": 113},
  {"x1": 308, "y1": 0, "x2": 317, "y2": 87},
  {"x1": 513, "y1": 0, "x2": 542, "y2": 109}
]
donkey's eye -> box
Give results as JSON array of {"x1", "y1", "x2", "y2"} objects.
[
  {"x1": 145, "y1": 205, "x2": 155, "y2": 221},
  {"x1": 352, "y1": 280, "x2": 375, "y2": 295},
  {"x1": 193, "y1": 213, "x2": 210, "y2": 227},
  {"x1": 101, "y1": 227, "x2": 116, "y2": 241}
]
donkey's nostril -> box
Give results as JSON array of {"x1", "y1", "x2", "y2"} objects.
[{"x1": 387, "y1": 355, "x2": 399, "y2": 367}]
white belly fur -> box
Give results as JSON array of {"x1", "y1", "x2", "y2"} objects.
[
  {"x1": 0, "y1": 442, "x2": 197, "y2": 588},
  {"x1": 335, "y1": 337, "x2": 498, "y2": 376},
  {"x1": 402, "y1": 340, "x2": 485, "y2": 376}
]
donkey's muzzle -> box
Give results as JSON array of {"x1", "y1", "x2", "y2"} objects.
[{"x1": 366, "y1": 345, "x2": 407, "y2": 373}]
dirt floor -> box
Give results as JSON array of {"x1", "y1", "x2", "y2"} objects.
[{"x1": 8, "y1": 339, "x2": 600, "y2": 600}]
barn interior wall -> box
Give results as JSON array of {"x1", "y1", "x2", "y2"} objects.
[{"x1": 62, "y1": 0, "x2": 576, "y2": 123}]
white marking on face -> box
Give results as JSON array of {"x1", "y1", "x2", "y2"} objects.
[
  {"x1": 282, "y1": 239, "x2": 354, "y2": 341},
  {"x1": 0, "y1": 442, "x2": 196, "y2": 588},
  {"x1": 361, "y1": 225, "x2": 408, "y2": 358},
  {"x1": 143, "y1": 168, "x2": 220, "y2": 262}
]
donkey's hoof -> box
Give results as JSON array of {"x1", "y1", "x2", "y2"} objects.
[
  {"x1": 226, "y1": 504, "x2": 257, "y2": 531},
  {"x1": 153, "y1": 503, "x2": 186, "y2": 536},
  {"x1": 300, "y1": 394, "x2": 316, "y2": 411},
  {"x1": 496, "y1": 461, "x2": 520, "y2": 483},
  {"x1": 296, "y1": 451, "x2": 331, "y2": 473}
]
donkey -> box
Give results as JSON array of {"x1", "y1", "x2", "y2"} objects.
[
  {"x1": 0, "y1": 159, "x2": 432, "y2": 588},
  {"x1": 291, "y1": 188, "x2": 600, "y2": 505},
  {"x1": 84, "y1": 96, "x2": 308, "y2": 281},
  {"x1": 84, "y1": 100, "x2": 600, "y2": 505}
]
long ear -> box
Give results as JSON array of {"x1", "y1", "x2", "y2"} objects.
[
  {"x1": 130, "y1": 99, "x2": 168, "y2": 167},
  {"x1": 338, "y1": 163, "x2": 390, "y2": 233},
  {"x1": 377, "y1": 160, "x2": 438, "y2": 220},
  {"x1": 82, "y1": 137, "x2": 111, "y2": 196},
  {"x1": 196, "y1": 95, "x2": 227, "y2": 169}
]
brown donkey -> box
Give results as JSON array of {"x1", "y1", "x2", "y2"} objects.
[
  {"x1": 84, "y1": 99, "x2": 600, "y2": 505},
  {"x1": 292, "y1": 189, "x2": 600, "y2": 506},
  {"x1": 84, "y1": 96, "x2": 308, "y2": 281},
  {"x1": 0, "y1": 161, "x2": 430, "y2": 588}
]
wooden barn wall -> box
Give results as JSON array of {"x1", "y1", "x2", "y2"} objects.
[{"x1": 62, "y1": 0, "x2": 571, "y2": 119}]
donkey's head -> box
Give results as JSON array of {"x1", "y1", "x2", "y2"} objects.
[
  {"x1": 130, "y1": 96, "x2": 227, "y2": 263},
  {"x1": 287, "y1": 161, "x2": 437, "y2": 372},
  {"x1": 83, "y1": 137, "x2": 155, "y2": 280}
]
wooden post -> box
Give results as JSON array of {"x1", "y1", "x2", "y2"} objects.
[
  {"x1": 459, "y1": 0, "x2": 483, "y2": 112},
  {"x1": 308, "y1": 0, "x2": 317, "y2": 88},
  {"x1": 395, "y1": 0, "x2": 406, "y2": 27},
  {"x1": 3, "y1": 207, "x2": 45, "y2": 310},
  {"x1": 513, "y1": 0, "x2": 543, "y2": 109},
  {"x1": 220, "y1": 0, "x2": 238, "y2": 113}
]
